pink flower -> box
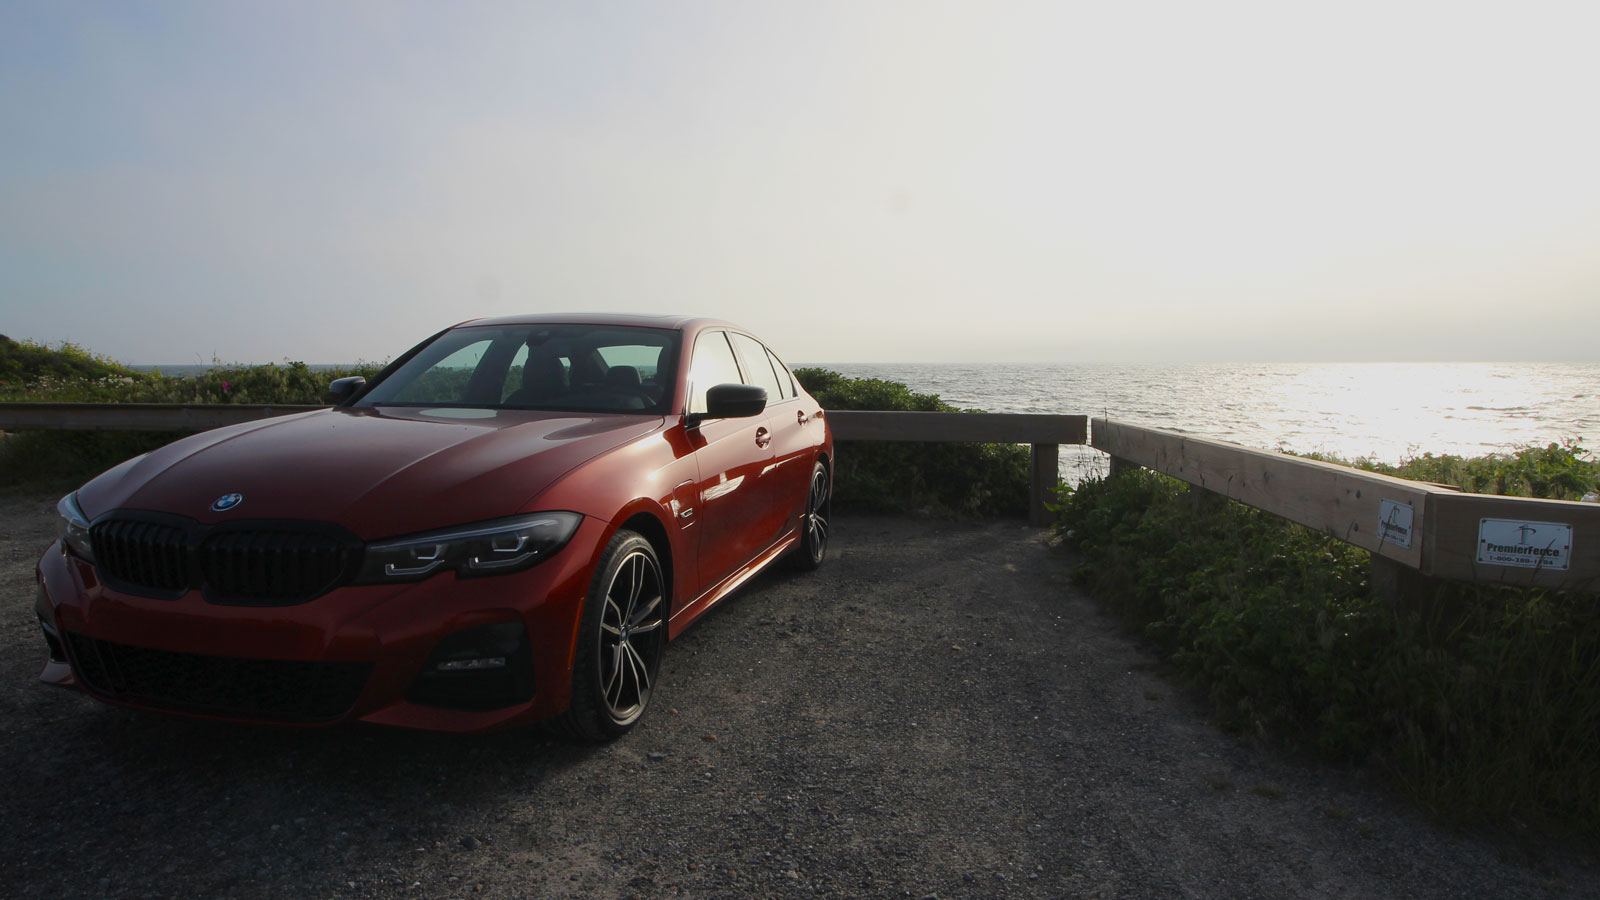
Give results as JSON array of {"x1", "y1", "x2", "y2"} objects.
[{"x1": 222, "y1": 381, "x2": 232, "y2": 391}]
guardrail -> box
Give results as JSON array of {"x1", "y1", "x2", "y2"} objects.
[
  {"x1": 0, "y1": 403, "x2": 1088, "y2": 525},
  {"x1": 1093, "y1": 417, "x2": 1600, "y2": 593}
]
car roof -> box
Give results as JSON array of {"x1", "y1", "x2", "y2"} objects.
[{"x1": 453, "y1": 313, "x2": 749, "y2": 334}]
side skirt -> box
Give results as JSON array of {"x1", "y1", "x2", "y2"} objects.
[{"x1": 665, "y1": 529, "x2": 800, "y2": 640}]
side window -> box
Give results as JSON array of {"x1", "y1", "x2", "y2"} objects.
[
  {"x1": 688, "y1": 332, "x2": 745, "y2": 415},
  {"x1": 728, "y1": 332, "x2": 786, "y2": 402},
  {"x1": 391, "y1": 339, "x2": 494, "y2": 404},
  {"x1": 764, "y1": 348, "x2": 794, "y2": 401}
]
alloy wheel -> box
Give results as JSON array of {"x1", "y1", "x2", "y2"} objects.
[
  {"x1": 597, "y1": 548, "x2": 665, "y2": 723},
  {"x1": 805, "y1": 465, "x2": 830, "y2": 561}
]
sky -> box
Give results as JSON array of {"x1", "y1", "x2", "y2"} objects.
[{"x1": 3, "y1": 1, "x2": 1599, "y2": 365}]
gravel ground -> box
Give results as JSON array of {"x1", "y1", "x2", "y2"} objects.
[{"x1": 1, "y1": 490, "x2": 1595, "y2": 899}]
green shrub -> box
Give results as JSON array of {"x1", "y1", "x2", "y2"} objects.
[
  {"x1": 0, "y1": 430, "x2": 183, "y2": 493},
  {"x1": 1, "y1": 352, "x2": 383, "y2": 489},
  {"x1": 0, "y1": 335, "x2": 138, "y2": 385},
  {"x1": 1054, "y1": 460, "x2": 1600, "y2": 830},
  {"x1": 795, "y1": 368, "x2": 1030, "y2": 516},
  {"x1": 1358, "y1": 440, "x2": 1600, "y2": 501},
  {"x1": 0, "y1": 359, "x2": 382, "y2": 405}
]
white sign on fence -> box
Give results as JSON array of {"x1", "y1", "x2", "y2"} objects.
[
  {"x1": 1378, "y1": 500, "x2": 1414, "y2": 549},
  {"x1": 1476, "y1": 518, "x2": 1573, "y2": 571}
]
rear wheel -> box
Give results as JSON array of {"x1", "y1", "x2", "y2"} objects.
[
  {"x1": 789, "y1": 460, "x2": 830, "y2": 571},
  {"x1": 558, "y1": 530, "x2": 666, "y2": 740}
]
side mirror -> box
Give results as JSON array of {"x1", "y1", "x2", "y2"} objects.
[
  {"x1": 328, "y1": 376, "x2": 367, "y2": 405},
  {"x1": 686, "y1": 383, "x2": 766, "y2": 427}
]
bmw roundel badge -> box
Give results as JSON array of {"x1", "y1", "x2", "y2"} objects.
[{"x1": 211, "y1": 493, "x2": 244, "y2": 512}]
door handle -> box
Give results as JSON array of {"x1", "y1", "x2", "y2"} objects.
[
  {"x1": 755, "y1": 427, "x2": 772, "y2": 448},
  {"x1": 796, "y1": 411, "x2": 809, "y2": 425}
]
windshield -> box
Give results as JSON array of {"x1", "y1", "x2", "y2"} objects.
[{"x1": 358, "y1": 324, "x2": 681, "y2": 415}]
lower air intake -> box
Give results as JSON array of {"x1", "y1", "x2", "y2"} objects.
[{"x1": 64, "y1": 632, "x2": 372, "y2": 722}]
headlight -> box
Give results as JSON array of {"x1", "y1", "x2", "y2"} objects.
[
  {"x1": 56, "y1": 492, "x2": 95, "y2": 563},
  {"x1": 355, "y1": 512, "x2": 583, "y2": 583}
]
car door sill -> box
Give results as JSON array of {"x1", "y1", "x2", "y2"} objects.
[{"x1": 667, "y1": 528, "x2": 800, "y2": 639}]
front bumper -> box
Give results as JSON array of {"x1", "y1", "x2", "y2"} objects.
[{"x1": 34, "y1": 516, "x2": 608, "y2": 732}]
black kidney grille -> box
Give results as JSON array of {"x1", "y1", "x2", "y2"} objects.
[
  {"x1": 65, "y1": 632, "x2": 373, "y2": 722},
  {"x1": 91, "y1": 518, "x2": 190, "y2": 593},
  {"x1": 88, "y1": 514, "x2": 359, "y2": 605},
  {"x1": 199, "y1": 530, "x2": 354, "y2": 604}
]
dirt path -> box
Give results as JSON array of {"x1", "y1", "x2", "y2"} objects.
[{"x1": 1, "y1": 493, "x2": 1593, "y2": 899}]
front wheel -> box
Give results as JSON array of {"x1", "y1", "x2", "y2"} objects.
[
  {"x1": 788, "y1": 460, "x2": 830, "y2": 571},
  {"x1": 558, "y1": 530, "x2": 666, "y2": 741}
]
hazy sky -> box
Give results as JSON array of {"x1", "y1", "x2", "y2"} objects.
[{"x1": 3, "y1": 1, "x2": 1598, "y2": 364}]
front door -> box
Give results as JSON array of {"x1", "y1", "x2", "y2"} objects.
[{"x1": 684, "y1": 331, "x2": 779, "y2": 593}]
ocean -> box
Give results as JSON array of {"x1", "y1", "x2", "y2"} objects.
[{"x1": 804, "y1": 362, "x2": 1600, "y2": 483}]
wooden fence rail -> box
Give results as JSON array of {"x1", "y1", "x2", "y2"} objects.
[
  {"x1": 0, "y1": 402, "x2": 325, "y2": 432},
  {"x1": 0, "y1": 403, "x2": 1088, "y2": 526},
  {"x1": 1093, "y1": 417, "x2": 1600, "y2": 593}
]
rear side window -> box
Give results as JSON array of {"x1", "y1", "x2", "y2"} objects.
[
  {"x1": 728, "y1": 332, "x2": 788, "y2": 402},
  {"x1": 764, "y1": 348, "x2": 795, "y2": 401}
]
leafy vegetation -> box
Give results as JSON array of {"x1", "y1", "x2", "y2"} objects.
[
  {"x1": 0, "y1": 343, "x2": 381, "y2": 489},
  {"x1": 1054, "y1": 444, "x2": 1600, "y2": 830},
  {"x1": 0, "y1": 356, "x2": 381, "y2": 406},
  {"x1": 1351, "y1": 440, "x2": 1599, "y2": 501},
  {"x1": 794, "y1": 368, "x2": 1030, "y2": 516},
  {"x1": 0, "y1": 335, "x2": 138, "y2": 385}
]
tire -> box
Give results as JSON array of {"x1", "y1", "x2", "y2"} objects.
[
  {"x1": 788, "y1": 460, "x2": 830, "y2": 571},
  {"x1": 557, "y1": 530, "x2": 667, "y2": 741}
]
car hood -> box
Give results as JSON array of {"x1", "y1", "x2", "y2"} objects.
[{"x1": 76, "y1": 407, "x2": 662, "y2": 538}]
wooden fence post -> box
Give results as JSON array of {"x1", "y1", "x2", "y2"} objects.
[
  {"x1": 1029, "y1": 442, "x2": 1059, "y2": 526},
  {"x1": 1369, "y1": 556, "x2": 1408, "y2": 602}
]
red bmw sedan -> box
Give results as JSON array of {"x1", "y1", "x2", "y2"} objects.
[{"x1": 35, "y1": 315, "x2": 832, "y2": 739}]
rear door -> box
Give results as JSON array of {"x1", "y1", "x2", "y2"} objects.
[{"x1": 727, "y1": 332, "x2": 815, "y2": 535}]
